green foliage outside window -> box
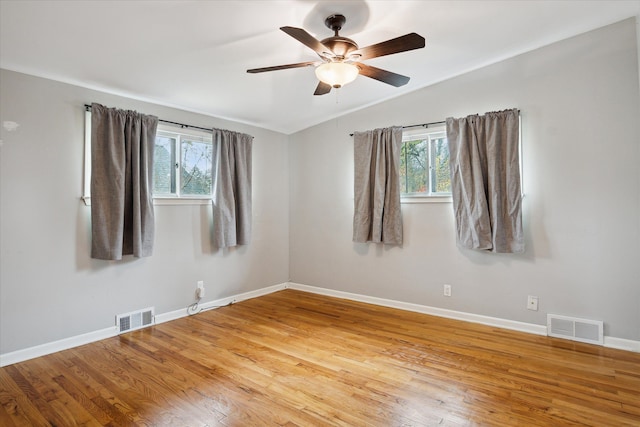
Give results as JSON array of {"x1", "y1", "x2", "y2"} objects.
[
  {"x1": 431, "y1": 136, "x2": 451, "y2": 193},
  {"x1": 400, "y1": 130, "x2": 451, "y2": 196},
  {"x1": 400, "y1": 139, "x2": 428, "y2": 193}
]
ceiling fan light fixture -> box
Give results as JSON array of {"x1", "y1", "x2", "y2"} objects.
[{"x1": 315, "y1": 62, "x2": 359, "y2": 88}]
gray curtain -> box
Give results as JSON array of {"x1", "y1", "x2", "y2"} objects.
[
  {"x1": 446, "y1": 109, "x2": 523, "y2": 253},
  {"x1": 353, "y1": 126, "x2": 403, "y2": 245},
  {"x1": 90, "y1": 103, "x2": 158, "y2": 260},
  {"x1": 212, "y1": 129, "x2": 253, "y2": 248}
]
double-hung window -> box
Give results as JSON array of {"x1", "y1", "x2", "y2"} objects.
[
  {"x1": 153, "y1": 125, "x2": 213, "y2": 200},
  {"x1": 400, "y1": 125, "x2": 451, "y2": 201}
]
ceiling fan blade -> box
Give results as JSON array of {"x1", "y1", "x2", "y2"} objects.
[
  {"x1": 314, "y1": 81, "x2": 332, "y2": 96},
  {"x1": 351, "y1": 33, "x2": 425, "y2": 61},
  {"x1": 280, "y1": 26, "x2": 334, "y2": 57},
  {"x1": 356, "y1": 63, "x2": 410, "y2": 87},
  {"x1": 247, "y1": 61, "x2": 317, "y2": 73}
]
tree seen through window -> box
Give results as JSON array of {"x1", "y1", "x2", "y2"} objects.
[
  {"x1": 152, "y1": 129, "x2": 213, "y2": 197},
  {"x1": 400, "y1": 128, "x2": 451, "y2": 196}
]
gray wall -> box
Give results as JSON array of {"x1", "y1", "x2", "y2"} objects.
[
  {"x1": 0, "y1": 70, "x2": 290, "y2": 354},
  {"x1": 289, "y1": 19, "x2": 640, "y2": 340}
]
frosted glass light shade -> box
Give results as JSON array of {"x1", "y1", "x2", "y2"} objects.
[{"x1": 315, "y1": 62, "x2": 359, "y2": 88}]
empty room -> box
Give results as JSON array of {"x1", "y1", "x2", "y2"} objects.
[{"x1": 1, "y1": 1, "x2": 639, "y2": 425}]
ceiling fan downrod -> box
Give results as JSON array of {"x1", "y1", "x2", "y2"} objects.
[{"x1": 325, "y1": 14, "x2": 346, "y2": 36}]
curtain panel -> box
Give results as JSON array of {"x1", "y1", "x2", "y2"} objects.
[
  {"x1": 446, "y1": 109, "x2": 523, "y2": 253},
  {"x1": 212, "y1": 129, "x2": 253, "y2": 248},
  {"x1": 90, "y1": 103, "x2": 158, "y2": 260},
  {"x1": 353, "y1": 126, "x2": 403, "y2": 245}
]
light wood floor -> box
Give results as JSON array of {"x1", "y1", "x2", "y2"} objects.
[{"x1": 1, "y1": 290, "x2": 639, "y2": 426}]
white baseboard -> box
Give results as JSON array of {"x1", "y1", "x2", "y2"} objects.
[
  {"x1": 285, "y1": 282, "x2": 548, "y2": 336},
  {"x1": 604, "y1": 336, "x2": 640, "y2": 352},
  {"x1": 0, "y1": 326, "x2": 118, "y2": 367},
  {"x1": 2, "y1": 281, "x2": 638, "y2": 366}
]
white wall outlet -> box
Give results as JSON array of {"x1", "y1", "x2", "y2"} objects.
[
  {"x1": 196, "y1": 281, "x2": 205, "y2": 298},
  {"x1": 443, "y1": 284, "x2": 452, "y2": 297},
  {"x1": 527, "y1": 295, "x2": 539, "y2": 311}
]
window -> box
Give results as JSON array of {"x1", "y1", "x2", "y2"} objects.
[
  {"x1": 400, "y1": 125, "x2": 451, "y2": 200},
  {"x1": 83, "y1": 113, "x2": 214, "y2": 205},
  {"x1": 153, "y1": 126, "x2": 213, "y2": 198}
]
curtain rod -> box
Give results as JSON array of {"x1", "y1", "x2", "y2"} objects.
[
  {"x1": 84, "y1": 104, "x2": 212, "y2": 133},
  {"x1": 349, "y1": 121, "x2": 446, "y2": 137}
]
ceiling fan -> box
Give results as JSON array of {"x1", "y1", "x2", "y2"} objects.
[{"x1": 247, "y1": 14, "x2": 425, "y2": 96}]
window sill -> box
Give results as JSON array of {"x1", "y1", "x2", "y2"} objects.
[
  {"x1": 153, "y1": 197, "x2": 212, "y2": 206},
  {"x1": 82, "y1": 197, "x2": 212, "y2": 206},
  {"x1": 401, "y1": 195, "x2": 452, "y2": 204}
]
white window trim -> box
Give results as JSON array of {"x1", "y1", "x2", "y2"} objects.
[
  {"x1": 401, "y1": 195, "x2": 452, "y2": 204},
  {"x1": 153, "y1": 198, "x2": 211, "y2": 206},
  {"x1": 400, "y1": 124, "x2": 452, "y2": 203},
  {"x1": 82, "y1": 112, "x2": 215, "y2": 206},
  {"x1": 153, "y1": 124, "x2": 215, "y2": 201}
]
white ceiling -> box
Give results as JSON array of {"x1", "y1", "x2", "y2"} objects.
[{"x1": 1, "y1": 1, "x2": 639, "y2": 134}]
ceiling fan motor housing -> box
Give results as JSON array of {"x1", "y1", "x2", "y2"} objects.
[{"x1": 320, "y1": 36, "x2": 358, "y2": 59}]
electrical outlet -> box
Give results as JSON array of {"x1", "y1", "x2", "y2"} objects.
[
  {"x1": 527, "y1": 295, "x2": 538, "y2": 311},
  {"x1": 196, "y1": 281, "x2": 205, "y2": 299},
  {"x1": 443, "y1": 284, "x2": 452, "y2": 297}
]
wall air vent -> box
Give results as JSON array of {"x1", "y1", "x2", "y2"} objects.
[
  {"x1": 547, "y1": 314, "x2": 603, "y2": 345},
  {"x1": 116, "y1": 307, "x2": 155, "y2": 334}
]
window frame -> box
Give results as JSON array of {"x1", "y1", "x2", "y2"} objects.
[
  {"x1": 400, "y1": 124, "x2": 452, "y2": 204},
  {"x1": 153, "y1": 124, "x2": 214, "y2": 202}
]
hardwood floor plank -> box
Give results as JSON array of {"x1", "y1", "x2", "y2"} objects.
[
  {"x1": 0, "y1": 368, "x2": 50, "y2": 427},
  {"x1": 1, "y1": 289, "x2": 639, "y2": 426},
  {"x1": 45, "y1": 354, "x2": 138, "y2": 426}
]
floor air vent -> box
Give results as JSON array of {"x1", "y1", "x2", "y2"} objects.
[
  {"x1": 547, "y1": 314, "x2": 603, "y2": 345},
  {"x1": 116, "y1": 307, "x2": 154, "y2": 334}
]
